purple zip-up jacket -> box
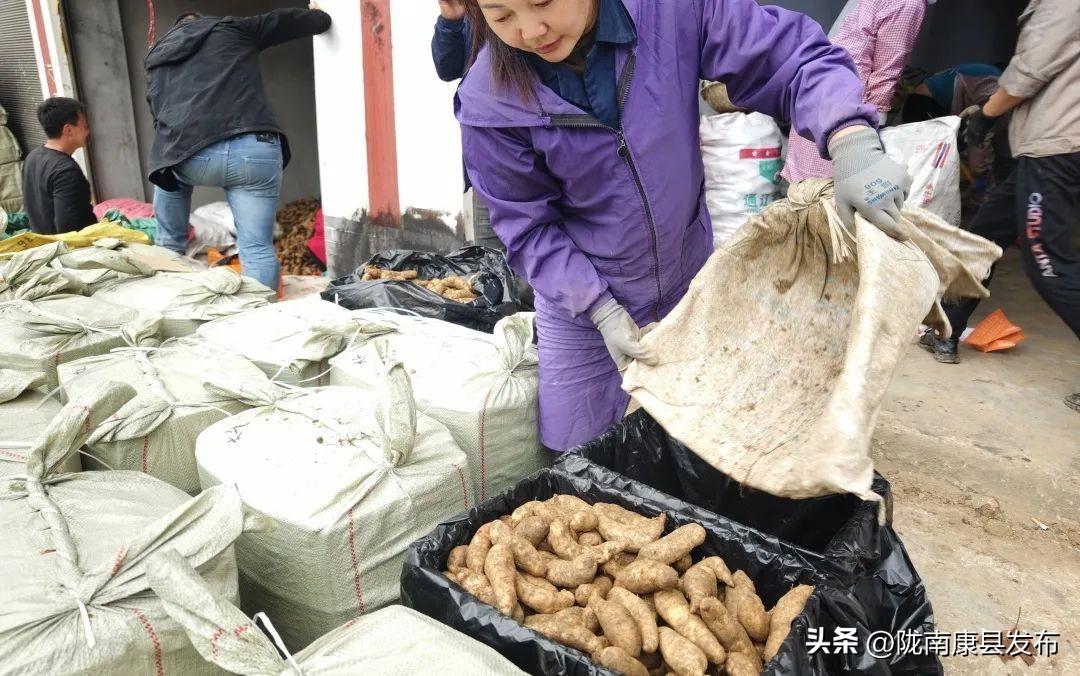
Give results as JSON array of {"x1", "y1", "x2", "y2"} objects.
[{"x1": 458, "y1": 0, "x2": 876, "y2": 450}]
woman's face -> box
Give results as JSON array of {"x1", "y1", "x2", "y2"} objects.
[{"x1": 478, "y1": 0, "x2": 598, "y2": 63}]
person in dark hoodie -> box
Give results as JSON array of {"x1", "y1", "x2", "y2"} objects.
[{"x1": 145, "y1": 4, "x2": 331, "y2": 290}]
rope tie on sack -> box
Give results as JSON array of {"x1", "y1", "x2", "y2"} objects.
[
  {"x1": 786, "y1": 180, "x2": 856, "y2": 264},
  {"x1": 253, "y1": 613, "x2": 304, "y2": 674}
]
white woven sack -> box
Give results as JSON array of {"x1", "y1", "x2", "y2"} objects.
[
  {"x1": 329, "y1": 312, "x2": 548, "y2": 505},
  {"x1": 196, "y1": 369, "x2": 471, "y2": 651},
  {"x1": 0, "y1": 381, "x2": 246, "y2": 675},
  {"x1": 92, "y1": 268, "x2": 275, "y2": 338},
  {"x1": 0, "y1": 295, "x2": 162, "y2": 391},
  {"x1": 0, "y1": 242, "x2": 87, "y2": 301},
  {"x1": 881, "y1": 116, "x2": 963, "y2": 227},
  {"x1": 147, "y1": 551, "x2": 527, "y2": 676},
  {"x1": 58, "y1": 345, "x2": 281, "y2": 494},
  {"x1": 49, "y1": 238, "x2": 205, "y2": 293},
  {"x1": 700, "y1": 112, "x2": 783, "y2": 246},
  {"x1": 0, "y1": 369, "x2": 69, "y2": 477},
  {"x1": 194, "y1": 299, "x2": 388, "y2": 386},
  {"x1": 624, "y1": 180, "x2": 1001, "y2": 503}
]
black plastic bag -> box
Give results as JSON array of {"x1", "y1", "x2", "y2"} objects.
[
  {"x1": 567, "y1": 414, "x2": 941, "y2": 675},
  {"x1": 322, "y1": 246, "x2": 524, "y2": 332},
  {"x1": 401, "y1": 457, "x2": 942, "y2": 676},
  {"x1": 570, "y1": 411, "x2": 894, "y2": 580}
]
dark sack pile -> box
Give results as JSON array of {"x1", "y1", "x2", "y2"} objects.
[
  {"x1": 401, "y1": 456, "x2": 943, "y2": 675},
  {"x1": 322, "y1": 246, "x2": 524, "y2": 332}
]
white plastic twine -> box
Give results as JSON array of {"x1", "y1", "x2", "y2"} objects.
[
  {"x1": 786, "y1": 180, "x2": 856, "y2": 264},
  {"x1": 74, "y1": 596, "x2": 97, "y2": 648},
  {"x1": 253, "y1": 612, "x2": 304, "y2": 675}
]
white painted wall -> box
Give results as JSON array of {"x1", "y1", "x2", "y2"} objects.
[
  {"x1": 315, "y1": 1, "x2": 463, "y2": 222},
  {"x1": 390, "y1": 0, "x2": 464, "y2": 217}
]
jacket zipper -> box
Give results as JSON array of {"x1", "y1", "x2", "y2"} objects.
[{"x1": 546, "y1": 55, "x2": 663, "y2": 322}]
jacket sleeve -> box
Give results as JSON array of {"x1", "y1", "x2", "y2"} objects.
[
  {"x1": 462, "y1": 124, "x2": 612, "y2": 319},
  {"x1": 431, "y1": 16, "x2": 468, "y2": 82},
  {"x1": 51, "y1": 166, "x2": 96, "y2": 234},
  {"x1": 236, "y1": 8, "x2": 332, "y2": 50},
  {"x1": 999, "y1": 0, "x2": 1080, "y2": 99},
  {"x1": 864, "y1": 1, "x2": 926, "y2": 112},
  {"x1": 695, "y1": 0, "x2": 877, "y2": 156}
]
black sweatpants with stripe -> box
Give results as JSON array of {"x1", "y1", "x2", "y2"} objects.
[{"x1": 945, "y1": 151, "x2": 1080, "y2": 340}]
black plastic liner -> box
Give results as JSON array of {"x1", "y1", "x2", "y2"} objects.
[
  {"x1": 401, "y1": 457, "x2": 942, "y2": 675},
  {"x1": 569, "y1": 411, "x2": 897, "y2": 581},
  {"x1": 322, "y1": 246, "x2": 524, "y2": 332}
]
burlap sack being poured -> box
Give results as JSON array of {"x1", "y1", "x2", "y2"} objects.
[{"x1": 623, "y1": 180, "x2": 1001, "y2": 503}]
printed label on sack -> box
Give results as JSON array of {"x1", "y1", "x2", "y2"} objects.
[{"x1": 739, "y1": 147, "x2": 781, "y2": 160}]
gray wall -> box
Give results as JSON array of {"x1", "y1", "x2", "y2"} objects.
[{"x1": 114, "y1": 0, "x2": 321, "y2": 207}]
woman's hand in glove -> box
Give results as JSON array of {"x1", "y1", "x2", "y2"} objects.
[
  {"x1": 590, "y1": 298, "x2": 657, "y2": 371},
  {"x1": 829, "y1": 126, "x2": 913, "y2": 241}
]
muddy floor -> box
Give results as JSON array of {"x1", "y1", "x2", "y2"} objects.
[{"x1": 875, "y1": 250, "x2": 1079, "y2": 674}]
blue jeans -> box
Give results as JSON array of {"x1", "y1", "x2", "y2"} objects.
[{"x1": 154, "y1": 132, "x2": 283, "y2": 290}]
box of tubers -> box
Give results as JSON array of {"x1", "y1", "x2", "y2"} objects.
[{"x1": 402, "y1": 458, "x2": 938, "y2": 675}]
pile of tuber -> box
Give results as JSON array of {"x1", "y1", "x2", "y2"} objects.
[{"x1": 442, "y1": 495, "x2": 814, "y2": 676}]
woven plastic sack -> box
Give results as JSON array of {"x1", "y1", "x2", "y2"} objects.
[
  {"x1": 623, "y1": 180, "x2": 1001, "y2": 502},
  {"x1": 0, "y1": 221, "x2": 151, "y2": 258},
  {"x1": 0, "y1": 242, "x2": 87, "y2": 301},
  {"x1": 147, "y1": 551, "x2": 526, "y2": 676},
  {"x1": 196, "y1": 367, "x2": 472, "y2": 651},
  {"x1": 0, "y1": 370, "x2": 70, "y2": 477},
  {"x1": 50, "y1": 238, "x2": 203, "y2": 293},
  {"x1": 700, "y1": 112, "x2": 783, "y2": 246},
  {"x1": 329, "y1": 312, "x2": 548, "y2": 504},
  {"x1": 58, "y1": 345, "x2": 282, "y2": 494},
  {"x1": 0, "y1": 381, "x2": 247, "y2": 675},
  {"x1": 194, "y1": 298, "x2": 387, "y2": 386},
  {"x1": 92, "y1": 268, "x2": 275, "y2": 338},
  {"x1": 0, "y1": 295, "x2": 162, "y2": 390},
  {"x1": 881, "y1": 116, "x2": 962, "y2": 227}
]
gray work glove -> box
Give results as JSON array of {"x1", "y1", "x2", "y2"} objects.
[
  {"x1": 829, "y1": 127, "x2": 913, "y2": 241},
  {"x1": 590, "y1": 298, "x2": 657, "y2": 371}
]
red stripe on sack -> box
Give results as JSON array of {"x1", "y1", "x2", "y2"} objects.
[
  {"x1": 128, "y1": 608, "x2": 164, "y2": 676},
  {"x1": 452, "y1": 463, "x2": 469, "y2": 509},
  {"x1": 0, "y1": 448, "x2": 26, "y2": 461},
  {"x1": 346, "y1": 508, "x2": 366, "y2": 615},
  {"x1": 140, "y1": 436, "x2": 151, "y2": 473},
  {"x1": 79, "y1": 405, "x2": 92, "y2": 434},
  {"x1": 478, "y1": 387, "x2": 496, "y2": 501},
  {"x1": 109, "y1": 547, "x2": 127, "y2": 577},
  {"x1": 234, "y1": 623, "x2": 251, "y2": 637},
  {"x1": 739, "y1": 147, "x2": 781, "y2": 160},
  {"x1": 210, "y1": 627, "x2": 225, "y2": 662}
]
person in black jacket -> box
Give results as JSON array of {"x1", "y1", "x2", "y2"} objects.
[
  {"x1": 146, "y1": 5, "x2": 331, "y2": 290},
  {"x1": 21, "y1": 97, "x2": 97, "y2": 235}
]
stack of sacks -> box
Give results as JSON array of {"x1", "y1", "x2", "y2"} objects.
[
  {"x1": 0, "y1": 295, "x2": 161, "y2": 390},
  {"x1": 0, "y1": 370, "x2": 67, "y2": 477},
  {"x1": 330, "y1": 312, "x2": 548, "y2": 504},
  {"x1": 58, "y1": 345, "x2": 283, "y2": 494},
  {"x1": 0, "y1": 382, "x2": 247, "y2": 674},
  {"x1": 194, "y1": 298, "x2": 390, "y2": 386},
  {"x1": 0, "y1": 242, "x2": 86, "y2": 301},
  {"x1": 49, "y1": 237, "x2": 204, "y2": 293},
  {"x1": 92, "y1": 268, "x2": 275, "y2": 338},
  {"x1": 148, "y1": 551, "x2": 527, "y2": 675},
  {"x1": 196, "y1": 360, "x2": 471, "y2": 650}
]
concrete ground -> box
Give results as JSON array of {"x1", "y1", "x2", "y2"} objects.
[{"x1": 874, "y1": 250, "x2": 1079, "y2": 674}]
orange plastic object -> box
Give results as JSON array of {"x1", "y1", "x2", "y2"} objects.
[
  {"x1": 964, "y1": 309, "x2": 1025, "y2": 352},
  {"x1": 207, "y1": 247, "x2": 284, "y2": 299}
]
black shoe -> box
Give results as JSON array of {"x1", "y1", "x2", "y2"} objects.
[
  {"x1": 1066, "y1": 393, "x2": 1080, "y2": 413},
  {"x1": 919, "y1": 331, "x2": 960, "y2": 364}
]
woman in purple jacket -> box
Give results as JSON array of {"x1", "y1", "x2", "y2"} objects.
[{"x1": 458, "y1": 0, "x2": 912, "y2": 452}]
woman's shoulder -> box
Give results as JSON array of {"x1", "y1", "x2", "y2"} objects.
[{"x1": 455, "y1": 48, "x2": 546, "y2": 130}]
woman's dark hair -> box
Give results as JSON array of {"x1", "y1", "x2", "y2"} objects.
[
  {"x1": 37, "y1": 97, "x2": 86, "y2": 139},
  {"x1": 463, "y1": 0, "x2": 537, "y2": 101}
]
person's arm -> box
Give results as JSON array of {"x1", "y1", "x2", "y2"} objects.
[
  {"x1": 997, "y1": 0, "x2": 1080, "y2": 104},
  {"x1": 51, "y1": 165, "x2": 96, "y2": 233},
  {"x1": 432, "y1": 0, "x2": 469, "y2": 82},
  {"x1": 695, "y1": 0, "x2": 877, "y2": 157},
  {"x1": 235, "y1": 7, "x2": 332, "y2": 50},
  {"x1": 462, "y1": 124, "x2": 612, "y2": 319},
  {"x1": 864, "y1": 1, "x2": 926, "y2": 115}
]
